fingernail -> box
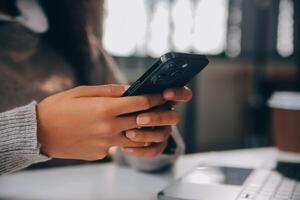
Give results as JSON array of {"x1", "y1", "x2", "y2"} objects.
[
  {"x1": 137, "y1": 116, "x2": 151, "y2": 125},
  {"x1": 126, "y1": 131, "x2": 136, "y2": 139},
  {"x1": 164, "y1": 90, "x2": 174, "y2": 99},
  {"x1": 123, "y1": 148, "x2": 133, "y2": 153},
  {"x1": 144, "y1": 142, "x2": 151, "y2": 147}
]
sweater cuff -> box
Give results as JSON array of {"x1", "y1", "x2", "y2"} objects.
[{"x1": 0, "y1": 102, "x2": 50, "y2": 175}]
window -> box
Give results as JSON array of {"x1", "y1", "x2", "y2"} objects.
[
  {"x1": 103, "y1": 0, "x2": 229, "y2": 57},
  {"x1": 103, "y1": 0, "x2": 295, "y2": 58},
  {"x1": 277, "y1": 0, "x2": 294, "y2": 57}
]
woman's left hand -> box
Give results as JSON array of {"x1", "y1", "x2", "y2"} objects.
[{"x1": 123, "y1": 86, "x2": 192, "y2": 157}]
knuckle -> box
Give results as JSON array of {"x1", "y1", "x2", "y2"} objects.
[
  {"x1": 105, "y1": 84, "x2": 115, "y2": 94},
  {"x1": 75, "y1": 85, "x2": 87, "y2": 92},
  {"x1": 107, "y1": 84, "x2": 118, "y2": 88}
]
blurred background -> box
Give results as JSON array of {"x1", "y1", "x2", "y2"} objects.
[{"x1": 102, "y1": 0, "x2": 300, "y2": 153}]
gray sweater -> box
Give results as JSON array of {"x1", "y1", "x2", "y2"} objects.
[{"x1": 0, "y1": 102, "x2": 49, "y2": 175}]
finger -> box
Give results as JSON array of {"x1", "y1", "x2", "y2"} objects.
[
  {"x1": 113, "y1": 116, "x2": 139, "y2": 132},
  {"x1": 125, "y1": 126, "x2": 171, "y2": 143},
  {"x1": 122, "y1": 142, "x2": 167, "y2": 157},
  {"x1": 136, "y1": 110, "x2": 180, "y2": 127},
  {"x1": 163, "y1": 86, "x2": 192, "y2": 102},
  {"x1": 112, "y1": 135, "x2": 150, "y2": 148},
  {"x1": 112, "y1": 94, "x2": 166, "y2": 115},
  {"x1": 67, "y1": 84, "x2": 128, "y2": 98}
]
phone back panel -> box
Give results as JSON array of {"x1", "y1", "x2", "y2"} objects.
[{"x1": 122, "y1": 52, "x2": 209, "y2": 96}]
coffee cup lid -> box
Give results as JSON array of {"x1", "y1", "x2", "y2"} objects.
[{"x1": 268, "y1": 92, "x2": 300, "y2": 110}]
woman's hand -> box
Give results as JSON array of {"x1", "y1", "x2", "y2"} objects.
[
  {"x1": 123, "y1": 87, "x2": 192, "y2": 157},
  {"x1": 37, "y1": 84, "x2": 167, "y2": 160}
]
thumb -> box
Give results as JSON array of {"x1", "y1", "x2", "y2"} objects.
[{"x1": 68, "y1": 84, "x2": 130, "y2": 98}]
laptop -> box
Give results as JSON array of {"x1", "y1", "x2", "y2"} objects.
[{"x1": 158, "y1": 161, "x2": 300, "y2": 200}]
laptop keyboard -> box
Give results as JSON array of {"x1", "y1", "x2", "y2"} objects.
[{"x1": 237, "y1": 162, "x2": 300, "y2": 200}]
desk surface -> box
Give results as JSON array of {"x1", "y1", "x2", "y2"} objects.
[{"x1": 0, "y1": 148, "x2": 278, "y2": 200}]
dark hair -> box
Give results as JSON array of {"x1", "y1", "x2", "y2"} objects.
[
  {"x1": 0, "y1": 22, "x2": 39, "y2": 59},
  {"x1": 0, "y1": 0, "x2": 103, "y2": 84},
  {"x1": 39, "y1": 0, "x2": 104, "y2": 85}
]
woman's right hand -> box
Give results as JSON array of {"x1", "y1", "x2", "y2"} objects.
[{"x1": 37, "y1": 84, "x2": 166, "y2": 160}]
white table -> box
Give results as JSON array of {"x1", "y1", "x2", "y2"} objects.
[{"x1": 0, "y1": 148, "x2": 279, "y2": 200}]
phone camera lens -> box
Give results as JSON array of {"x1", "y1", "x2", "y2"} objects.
[{"x1": 151, "y1": 76, "x2": 158, "y2": 85}]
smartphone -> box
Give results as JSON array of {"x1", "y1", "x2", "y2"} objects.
[{"x1": 122, "y1": 52, "x2": 209, "y2": 97}]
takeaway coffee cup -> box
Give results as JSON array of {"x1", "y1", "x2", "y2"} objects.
[{"x1": 268, "y1": 92, "x2": 300, "y2": 152}]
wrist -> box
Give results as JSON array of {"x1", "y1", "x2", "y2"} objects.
[{"x1": 36, "y1": 102, "x2": 50, "y2": 157}]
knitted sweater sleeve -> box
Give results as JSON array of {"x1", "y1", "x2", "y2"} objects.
[{"x1": 0, "y1": 102, "x2": 50, "y2": 175}]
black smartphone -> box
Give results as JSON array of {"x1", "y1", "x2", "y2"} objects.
[{"x1": 122, "y1": 52, "x2": 209, "y2": 97}]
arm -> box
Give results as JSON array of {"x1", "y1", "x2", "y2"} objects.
[
  {"x1": 0, "y1": 84, "x2": 185, "y2": 175},
  {"x1": 0, "y1": 102, "x2": 49, "y2": 175},
  {"x1": 0, "y1": 85, "x2": 170, "y2": 175}
]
